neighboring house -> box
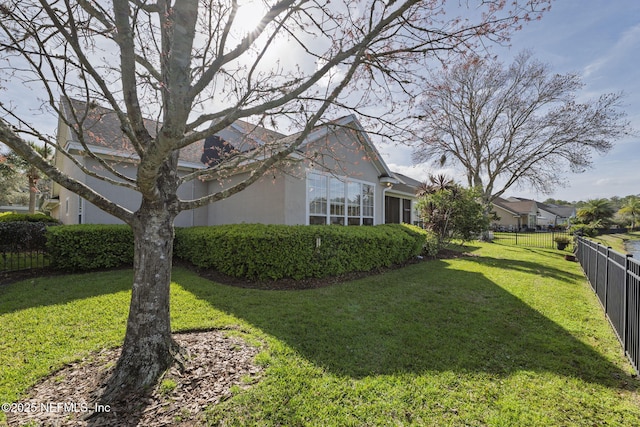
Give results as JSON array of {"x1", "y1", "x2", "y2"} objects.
[
  {"x1": 47, "y1": 99, "x2": 420, "y2": 227},
  {"x1": 491, "y1": 197, "x2": 576, "y2": 231},
  {"x1": 491, "y1": 197, "x2": 538, "y2": 231},
  {"x1": 537, "y1": 203, "x2": 576, "y2": 229},
  {"x1": 0, "y1": 205, "x2": 29, "y2": 214}
]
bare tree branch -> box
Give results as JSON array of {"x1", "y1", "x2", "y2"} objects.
[
  {"x1": 412, "y1": 51, "x2": 632, "y2": 205},
  {"x1": 0, "y1": 117, "x2": 134, "y2": 222}
]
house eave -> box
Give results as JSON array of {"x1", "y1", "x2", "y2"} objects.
[{"x1": 64, "y1": 141, "x2": 204, "y2": 170}]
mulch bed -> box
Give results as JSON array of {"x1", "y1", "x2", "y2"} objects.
[{"x1": 5, "y1": 330, "x2": 263, "y2": 427}]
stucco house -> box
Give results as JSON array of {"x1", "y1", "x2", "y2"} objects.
[
  {"x1": 491, "y1": 197, "x2": 576, "y2": 231},
  {"x1": 46, "y1": 99, "x2": 420, "y2": 227},
  {"x1": 537, "y1": 202, "x2": 576, "y2": 229},
  {"x1": 491, "y1": 197, "x2": 539, "y2": 231}
]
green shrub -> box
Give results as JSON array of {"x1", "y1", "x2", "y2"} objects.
[
  {"x1": 175, "y1": 223, "x2": 428, "y2": 280},
  {"x1": 0, "y1": 221, "x2": 49, "y2": 252},
  {"x1": 46, "y1": 224, "x2": 134, "y2": 271},
  {"x1": 0, "y1": 212, "x2": 60, "y2": 223},
  {"x1": 569, "y1": 223, "x2": 598, "y2": 238},
  {"x1": 421, "y1": 230, "x2": 440, "y2": 257}
]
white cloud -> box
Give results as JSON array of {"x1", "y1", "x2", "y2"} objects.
[{"x1": 583, "y1": 23, "x2": 640, "y2": 80}]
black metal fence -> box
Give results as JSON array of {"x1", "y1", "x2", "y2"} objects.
[
  {"x1": 1, "y1": 248, "x2": 50, "y2": 271},
  {"x1": 492, "y1": 231, "x2": 573, "y2": 250},
  {"x1": 575, "y1": 237, "x2": 640, "y2": 374},
  {"x1": 0, "y1": 222, "x2": 50, "y2": 272}
]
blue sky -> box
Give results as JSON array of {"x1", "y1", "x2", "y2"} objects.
[
  {"x1": 385, "y1": 0, "x2": 640, "y2": 203},
  {"x1": 3, "y1": 1, "x2": 637, "y2": 204}
]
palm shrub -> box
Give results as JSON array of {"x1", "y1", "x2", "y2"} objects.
[
  {"x1": 576, "y1": 199, "x2": 615, "y2": 229},
  {"x1": 416, "y1": 175, "x2": 488, "y2": 248},
  {"x1": 618, "y1": 196, "x2": 640, "y2": 230}
]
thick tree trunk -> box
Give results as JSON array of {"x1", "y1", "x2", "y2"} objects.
[
  {"x1": 100, "y1": 202, "x2": 182, "y2": 404},
  {"x1": 28, "y1": 174, "x2": 37, "y2": 214}
]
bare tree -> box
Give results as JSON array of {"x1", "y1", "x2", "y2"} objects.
[
  {"x1": 412, "y1": 50, "x2": 633, "y2": 207},
  {"x1": 0, "y1": 0, "x2": 550, "y2": 405}
]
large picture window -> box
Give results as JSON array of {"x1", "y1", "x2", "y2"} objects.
[{"x1": 307, "y1": 171, "x2": 375, "y2": 225}]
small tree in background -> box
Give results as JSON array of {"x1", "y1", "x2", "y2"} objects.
[
  {"x1": 24, "y1": 143, "x2": 53, "y2": 214},
  {"x1": 0, "y1": 145, "x2": 52, "y2": 212},
  {"x1": 576, "y1": 198, "x2": 615, "y2": 228},
  {"x1": 416, "y1": 174, "x2": 488, "y2": 248},
  {"x1": 0, "y1": 150, "x2": 29, "y2": 206},
  {"x1": 618, "y1": 196, "x2": 640, "y2": 230}
]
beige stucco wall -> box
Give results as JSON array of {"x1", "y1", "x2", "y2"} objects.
[
  {"x1": 491, "y1": 205, "x2": 521, "y2": 229},
  {"x1": 80, "y1": 158, "x2": 140, "y2": 225},
  {"x1": 207, "y1": 171, "x2": 287, "y2": 225},
  {"x1": 283, "y1": 170, "x2": 307, "y2": 225},
  {"x1": 51, "y1": 116, "x2": 77, "y2": 223},
  {"x1": 53, "y1": 149, "x2": 206, "y2": 226},
  {"x1": 304, "y1": 127, "x2": 383, "y2": 183}
]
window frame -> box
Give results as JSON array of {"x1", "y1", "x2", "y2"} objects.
[{"x1": 306, "y1": 170, "x2": 376, "y2": 226}]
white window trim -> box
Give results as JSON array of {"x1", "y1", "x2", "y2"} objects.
[{"x1": 306, "y1": 170, "x2": 376, "y2": 225}]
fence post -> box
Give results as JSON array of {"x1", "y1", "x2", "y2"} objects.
[
  {"x1": 594, "y1": 243, "x2": 600, "y2": 296},
  {"x1": 624, "y1": 253, "x2": 634, "y2": 354},
  {"x1": 604, "y1": 246, "x2": 611, "y2": 312}
]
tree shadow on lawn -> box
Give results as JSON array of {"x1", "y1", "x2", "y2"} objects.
[
  {"x1": 0, "y1": 268, "x2": 133, "y2": 314},
  {"x1": 177, "y1": 260, "x2": 634, "y2": 389},
  {"x1": 461, "y1": 248, "x2": 587, "y2": 283}
]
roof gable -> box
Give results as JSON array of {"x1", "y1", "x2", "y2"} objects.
[
  {"x1": 60, "y1": 99, "x2": 397, "y2": 180},
  {"x1": 297, "y1": 115, "x2": 395, "y2": 179},
  {"x1": 492, "y1": 197, "x2": 537, "y2": 215}
]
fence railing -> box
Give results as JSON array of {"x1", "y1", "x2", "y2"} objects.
[
  {"x1": 1, "y1": 249, "x2": 50, "y2": 272},
  {"x1": 492, "y1": 231, "x2": 573, "y2": 250},
  {"x1": 575, "y1": 237, "x2": 640, "y2": 374},
  {"x1": 0, "y1": 222, "x2": 50, "y2": 273}
]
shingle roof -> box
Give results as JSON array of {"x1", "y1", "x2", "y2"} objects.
[
  {"x1": 537, "y1": 202, "x2": 576, "y2": 218},
  {"x1": 60, "y1": 99, "x2": 398, "y2": 181},
  {"x1": 201, "y1": 118, "x2": 287, "y2": 166},
  {"x1": 492, "y1": 197, "x2": 536, "y2": 215},
  {"x1": 390, "y1": 172, "x2": 421, "y2": 195},
  {"x1": 60, "y1": 98, "x2": 286, "y2": 167},
  {"x1": 61, "y1": 98, "x2": 206, "y2": 165}
]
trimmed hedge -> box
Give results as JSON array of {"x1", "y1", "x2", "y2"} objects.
[
  {"x1": 175, "y1": 223, "x2": 429, "y2": 280},
  {"x1": 0, "y1": 221, "x2": 49, "y2": 252},
  {"x1": 46, "y1": 224, "x2": 134, "y2": 271},
  {"x1": 42, "y1": 222, "x2": 432, "y2": 277},
  {"x1": 0, "y1": 212, "x2": 60, "y2": 223}
]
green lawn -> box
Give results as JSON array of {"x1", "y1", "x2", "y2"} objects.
[
  {"x1": 589, "y1": 231, "x2": 640, "y2": 254},
  {"x1": 1, "y1": 242, "x2": 639, "y2": 426}
]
